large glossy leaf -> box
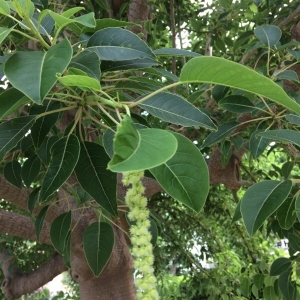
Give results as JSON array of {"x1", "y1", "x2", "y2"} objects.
[
  {"x1": 180, "y1": 57, "x2": 300, "y2": 115},
  {"x1": 153, "y1": 48, "x2": 200, "y2": 57},
  {"x1": 75, "y1": 141, "x2": 117, "y2": 217},
  {"x1": 254, "y1": 25, "x2": 282, "y2": 47},
  {"x1": 138, "y1": 93, "x2": 216, "y2": 130},
  {"x1": 278, "y1": 270, "x2": 298, "y2": 300},
  {"x1": 270, "y1": 258, "x2": 291, "y2": 276},
  {"x1": 87, "y1": 28, "x2": 156, "y2": 61},
  {"x1": 5, "y1": 39, "x2": 72, "y2": 104},
  {"x1": 108, "y1": 116, "x2": 177, "y2": 172},
  {"x1": 249, "y1": 130, "x2": 269, "y2": 159},
  {"x1": 30, "y1": 100, "x2": 62, "y2": 147},
  {"x1": 83, "y1": 222, "x2": 114, "y2": 277},
  {"x1": 50, "y1": 211, "x2": 72, "y2": 254},
  {"x1": 258, "y1": 130, "x2": 300, "y2": 147},
  {"x1": 69, "y1": 51, "x2": 100, "y2": 80},
  {"x1": 21, "y1": 155, "x2": 41, "y2": 188},
  {"x1": 241, "y1": 180, "x2": 292, "y2": 235},
  {"x1": 3, "y1": 160, "x2": 22, "y2": 188},
  {"x1": 0, "y1": 116, "x2": 36, "y2": 163},
  {"x1": 39, "y1": 135, "x2": 80, "y2": 203},
  {"x1": 0, "y1": 88, "x2": 29, "y2": 121},
  {"x1": 276, "y1": 197, "x2": 296, "y2": 230},
  {"x1": 150, "y1": 133, "x2": 209, "y2": 213},
  {"x1": 201, "y1": 121, "x2": 239, "y2": 148}
]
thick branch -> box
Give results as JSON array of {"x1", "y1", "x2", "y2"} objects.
[
  {"x1": 1, "y1": 252, "x2": 67, "y2": 300},
  {"x1": 0, "y1": 210, "x2": 50, "y2": 244}
]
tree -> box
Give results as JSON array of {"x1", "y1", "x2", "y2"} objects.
[{"x1": 0, "y1": 0, "x2": 300, "y2": 299}]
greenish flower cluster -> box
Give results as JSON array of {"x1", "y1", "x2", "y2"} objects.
[{"x1": 123, "y1": 171, "x2": 159, "y2": 300}]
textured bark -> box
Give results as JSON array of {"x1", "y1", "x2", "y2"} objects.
[
  {"x1": 128, "y1": 0, "x2": 151, "y2": 40},
  {"x1": 1, "y1": 253, "x2": 67, "y2": 300}
]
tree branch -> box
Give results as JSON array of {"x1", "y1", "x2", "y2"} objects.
[
  {"x1": 1, "y1": 252, "x2": 67, "y2": 300},
  {"x1": 0, "y1": 210, "x2": 51, "y2": 244}
]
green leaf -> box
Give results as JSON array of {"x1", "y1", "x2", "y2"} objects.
[
  {"x1": 288, "y1": 233, "x2": 300, "y2": 255},
  {"x1": 108, "y1": 116, "x2": 177, "y2": 172},
  {"x1": 87, "y1": 28, "x2": 156, "y2": 61},
  {"x1": 281, "y1": 162, "x2": 294, "y2": 179},
  {"x1": 180, "y1": 57, "x2": 300, "y2": 115},
  {"x1": 0, "y1": 0, "x2": 10, "y2": 15},
  {"x1": 83, "y1": 222, "x2": 114, "y2": 277},
  {"x1": 0, "y1": 88, "x2": 29, "y2": 121},
  {"x1": 263, "y1": 286, "x2": 279, "y2": 300},
  {"x1": 57, "y1": 74, "x2": 101, "y2": 91},
  {"x1": 232, "y1": 201, "x2": 242, "y2": 223},
  {"x1": 37, "y1": 136, "x2": 59, "y2": 165},
  {"x1": 49, "y1": 10, "x2": 95, "y2": 29},
  {"x1": 219, "y1": 95, "x2": 255, "y2": 113},
  {"x1": 21, "y1": 155, "x2": 41, "y2": 188},
  {"x1": 5, "y1": 39, "x2": 72, "y2": 104},
  {"x1": 254, "y1": 25, "x2": 282, "y2": 47},
  {"x1": 277, "y1": 197, "x2": 296, "y2": 230},
  {"x1": 75, "y1": 141, "x2": 117, "y2": 217},
  {"x1": 201, "y1": 121, "x2": 239, "y2": 148},
  {"x1": 138, "y1": 93, "x2": 216, "y2": 130},
  {"x1": 39, "y1": 135, "x2": 80, "y2": 203},
  {"x1": 253, "y1": 274, "x2": 265, "y2": 289},
  {"x1": 250, "y1": 129, "x2": 269, "y2": 159},
  {"x1": 153, "y1": 48, "x2": 201, "y2": 57},
  {"x1": 101, "y1": 58, "x2": 158, "y2": 72},
  {"x1": 220, "y1": 140, "x2": 232, "y2": 168},
  {"x1": 0, "y1": 27, "x2": 13, "y2": 43},
  {"x1": 150, "y1": 133, "x2": 209, "y2": 213},
  {"x1": 35, "y1": 205, "x2": 49, "y2": 241},
  {"x1": 287, "y1": 49, "x2": 300, "y2": 60},
  {"x1": 270, "y1": 258, "x2": 292, "y2": 276},
  {"x1": 278, "y1": 270, "x2": 298, "y2": 300},
  {"x1": 258, "y1": 130, "x2": 300, "y2": 147},
  {"x1": 74, "y1": 186, "x2": 92, "y2": 204},
  {"x1": 28, "y1": 187, "x2": 41, "y2": 214},
  {"x1": 30, "y1": 100, "x2": 62, "y2": 147},
  {"x1": 62, "y1": 232, "x2": 71, "y2": 268},
  {"x1": 50, "y1": 211, "x2": 72, "y2": 254},
  {"x1": 276, "y1": 70, "x2": 298, "y2": 81},
  {"x1": 212, "y1": 85, "x2": 229, "y2": 102},
  {"x1": 295, "y1": 194, "x2": 300, "y2": 222},
  {"x1": 3, "y1": 160, "x2": 22, "y2": 188},
  {"x1": 285, "y1": 114, "x2": 300, "y2": 126},
  {"x1": 241, "y1": 180, "x2": 292, "y2": 235},
  {"x1": 0, "y1": 116, "x2": 36, "y2": 163},
  {"x1": 69, "y1": 51, "x2": 100, "y2": 80}
]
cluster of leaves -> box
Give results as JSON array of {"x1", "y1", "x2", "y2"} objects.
[{"x1": 0, "y1": 0, "x2": 300, "y2": 299}]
